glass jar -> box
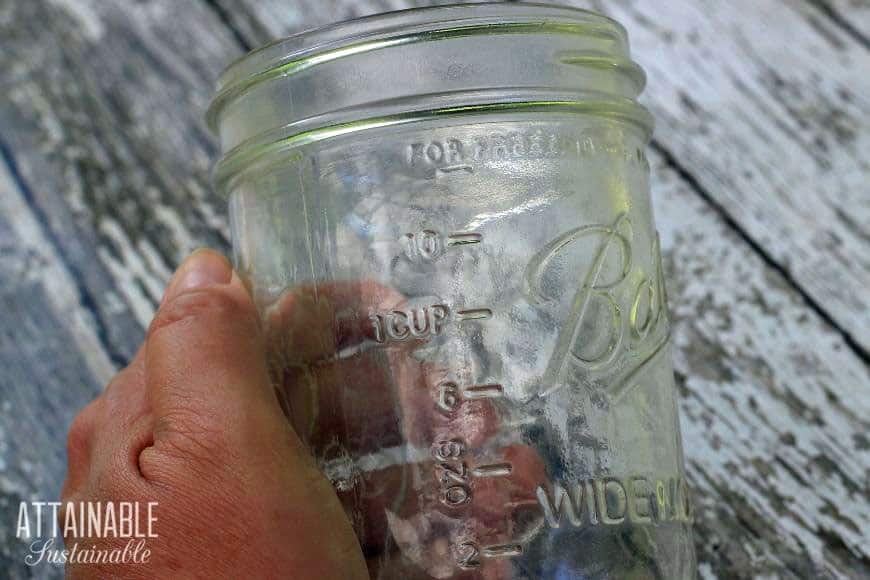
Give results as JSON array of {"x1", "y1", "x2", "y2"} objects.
[{"x1": 208, "y1": 4, "x2": 695, "y2": 579}]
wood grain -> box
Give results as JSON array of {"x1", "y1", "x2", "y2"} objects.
[
  {"x1": 0, "y1": 0, "x2": 867, "y2": 578},
  {"x1": 0, "y1": 156, "x2": 113, "y2": 580},
  {"x1": 0, "y1": 2, "x2": 236, "y2": 575},
  {"x1": 653, "y1": 149, "x2": 869, "y2": 579},
  {"x1": 814, "y1": 0, "x2": 870, "y2": 41},
  {"x1": 595, "y1": 0, "x2": 870, "y2": 356}
]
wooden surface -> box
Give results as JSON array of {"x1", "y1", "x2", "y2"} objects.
[{"x1": 0, "y1": 0, "x2": 867, "y2": 578}]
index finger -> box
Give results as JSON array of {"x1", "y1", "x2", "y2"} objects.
[
  {"x1": 144, "y1": 252, "x2": 280, "y2": 428},
  {"x1": 263, "y1": 278, "x2": 409, "y2": 366}
]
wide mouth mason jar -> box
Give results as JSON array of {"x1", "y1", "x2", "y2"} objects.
[{"x1": 208, "y1": 3, "x2": 695, "y2": 579}]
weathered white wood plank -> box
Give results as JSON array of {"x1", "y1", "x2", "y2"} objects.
[
  {"x1": 0, "y1": 0, "x2": 240, "y2": 345},
  {"x1": 210, "y1": 0, "x2": 486, "y2": 41},
  {"x1": 651, "y1": 147, "x2": 869, "y2": 579},
  {"x1": 588, "y1": 0, "x2": 870, "y2": 355},
  {"x1": 817, "y1": 0, "x2": 870, "y2": 39},
  {"x1": 0, "y1": 3, "x2": 240, "y2": 574}
]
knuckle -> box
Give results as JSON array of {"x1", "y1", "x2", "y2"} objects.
[
  {"x1": 101, "y1": 373, "x2": 134, "y2": 410},
  {"x1": 138, "y1": 434, "x2": 227, "y2": 490},
  {"x1": 151, "y1": 410, "x2": 232, "y2": 466},
  {"x1": 148, "y1": 287, "x2": 257, "y2": 340},
  {"x1": 66, "y1": 401, "x2": 99, "y2": 460},
  {"x1": 91, "y1": 448, "x2": 144, "y2": 499},
  {"x1": 104, "y1": 360, "x2": 139, "y2": 394}
]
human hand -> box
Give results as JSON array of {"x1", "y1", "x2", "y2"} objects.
[{"x1": 61, "y1": 249, "x2": 368, "y2": 579}]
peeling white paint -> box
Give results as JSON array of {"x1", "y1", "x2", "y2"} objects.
[
  {"x1": 96, "y1": 244, "x2": 155, "y2": 329},
  {"x1": 593, "y1": 0, "x2": 870, "y2": 351},
  {"x1": 652, "y1": 148, "x2": 870, "y2": 574},
  {"x1": 153, "y1": 202, "x2": 200, "y2": 259},
  {"x1": 98, "y1": 217, "x2": 165, "y2": 304}
]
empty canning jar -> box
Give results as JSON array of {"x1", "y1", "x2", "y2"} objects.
[{"x1": 208, "y1": 4, "x2": 696, "y2": 579}]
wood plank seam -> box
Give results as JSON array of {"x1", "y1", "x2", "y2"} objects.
[
  {"x1": 0, "y1": 135, "x2": 127, "y2": 369},
  {"x1": 804, "y1": 0, "x2": 870, "y2": 50},
  {"x1": 203, "y1": 0, "x2": 255, "y2": 52},
  {"x1": 651, "y1": 140, "x2": 870, "y2": 367}
]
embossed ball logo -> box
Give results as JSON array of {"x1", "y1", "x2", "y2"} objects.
[{"x1": 522, "y1": 212, "x2": 669, "y2": 400}]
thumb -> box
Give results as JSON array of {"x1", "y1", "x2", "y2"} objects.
[
  {"x1": 143, "y1": 249, "x2": 286, "y2": 447},
  {"x1": 137, "y1": 251, "x2": 367, "y2": 579}
]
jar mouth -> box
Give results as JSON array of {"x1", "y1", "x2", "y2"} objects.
[
  {"x1": 213, "y1": 92, "x2": 653, "y2": 194},
  {"x1": 207, "y1": 3, "x2": 631, "y2": 130},
  {"x1": 207, "y1": 2, "x2": 652, "y2": 195}
]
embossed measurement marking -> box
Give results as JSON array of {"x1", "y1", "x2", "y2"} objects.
[
  {"x1": 455, "y1": 308, "x2": 493, "y2": 322},
  {"x1": 436, "y1": 164, "x2": 474, "y2": 176},
  {"x1": 462, "y1": 383, "x2": 503, "y2": 399},
  {"x1": 446, "y1": 232, "x2": 482, "y2": 246},
  {"x1": 437, "y1": 382, "x2": 503, "y2": 414},
  {"x1": 402, "y1": 230, "x2": 482, "y2": 262},
  {"x1": 471, "y1": 463, "x2": 513, "y2": 478},
  {"x1": 398, "y1": 228, "x2": 523, "y2": 570},
  {"x1": 457, "y1": 541, "x2": 524, "y2": 569},
  {"x1": 370, "y1": 304, "x2": 448, "y2": 343},
  {"x1": 482, "y1": 544, "x2": 524, "y2": 558},
  {"x1": 433, "y1": 440, "x2": 471, "y2": 507},
  {"x1": 370, "y1": 304, "x2": 492, "y2": 344}
]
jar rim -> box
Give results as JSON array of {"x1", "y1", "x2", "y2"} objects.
[
  {"x1": 212, "y1": 94, "x2": 653, "y2": 195},
  {"x1": 206, "y1": 2, "x2": 630, "y2": 131}
]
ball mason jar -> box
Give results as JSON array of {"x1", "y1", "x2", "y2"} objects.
[{"x1": 208, "y1": 4, "x2": 695, "y2": 579}]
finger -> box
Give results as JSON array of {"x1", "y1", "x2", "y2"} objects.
[
  {"x1": 142, "y1": 250, "x2": 289, "y2": 463},
  {"x1": 62, "y1": 346, "x2": 148, "y2": 501},
  {"x1": 146, "y1": 250, "x2": 275, "y2": 417},
  {"x1": 141, "y1": 252, "x2": 367, "y2": 576},
  {"x1": 262, "y1": 278, "x2": 531, "y2": 573},
  {"x1": 337, "y1": 444, "x2": 547, "y2": 563},
  {"x1": 264, "y1": 279, "x2": 434, "y2": 454},
  {"x1": 61, "y1": 397, "x2": 103, "y2": 502},
  {"x1": 277, "y1": 347, "x2": 502, "y2": 462},
  {"x1": 264, "y1": 279, "x2": 408, "y2": 366},
  {"x1": 100, "y1": 345, "x2": 148, "y2": 427},
  {"x1": 264, "y1": 279, "x2": 501, "y2": 454},
  {"x1": 468, "y1": 444, "x2": 549, "y2": 533},
  {"x1": 367, "y1": 551, "x2": 511, "y2": 580},
  {"x1": 91, "y1": 346, "x2": 159, "y2": 485},
  {"x1": 277, "y1": 350, "x2": 405, "y2": 452},
  {"x1": 396, "y1": 358, "x2": 501, "y2": 450}
]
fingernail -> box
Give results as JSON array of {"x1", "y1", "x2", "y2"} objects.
[{"x1": 163, "y1": 249, "x2": 232, "y2": 302}]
